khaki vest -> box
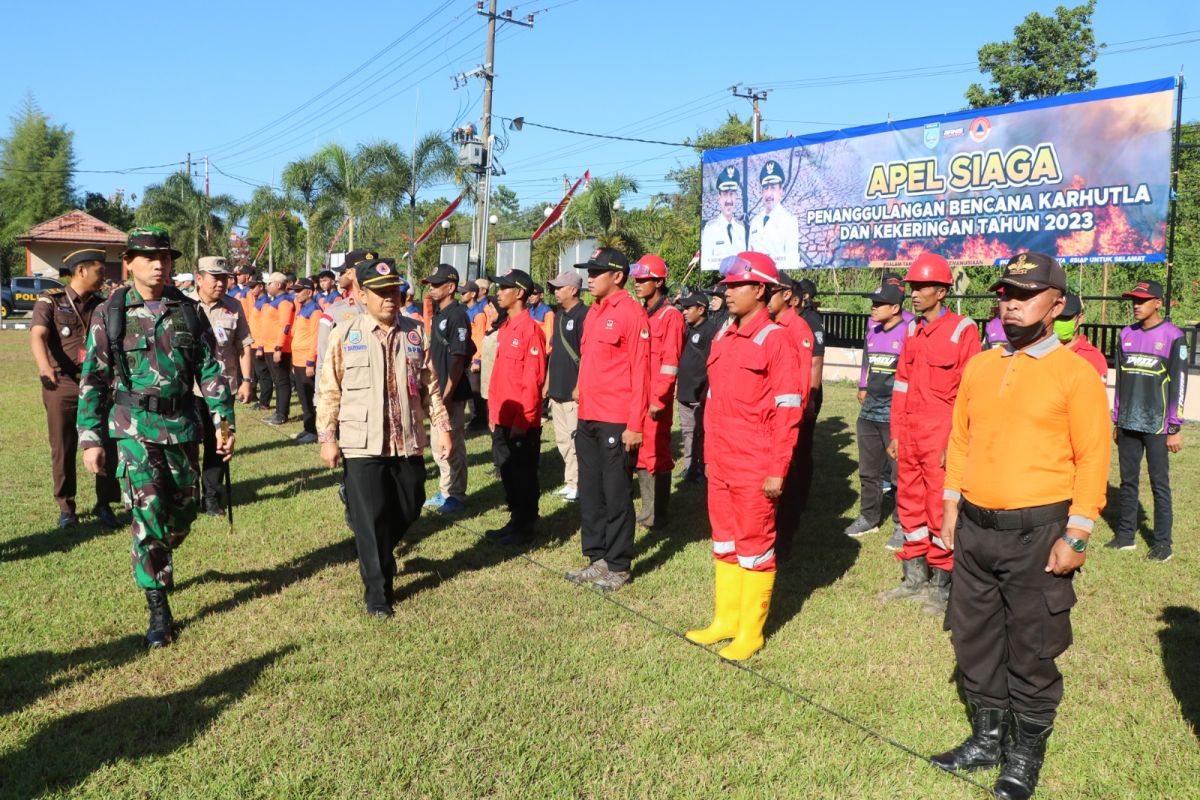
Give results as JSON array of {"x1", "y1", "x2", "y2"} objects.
[{"x1": 335, "y1": 314, "x2": 429, "y2": 458}]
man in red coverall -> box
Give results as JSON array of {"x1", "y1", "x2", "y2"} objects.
[
  {"x1": 880, "y1": 252, "x2": 980, "y2": 615},
  {"x1": 565, "y1": 248, "x2": 651, "y2": 593},
  {"x1": 686, "y1": 252, "x2": 803, "y2": 661},
  {"x1": 767, "y1": 275, "x2": 814, "y2": 561},
  {"x1": 484, "y1": 269, "x2": 547, "y2": 545},
  {"x1": 630, "y1": 254, "x2": 684, "y2": 529}
]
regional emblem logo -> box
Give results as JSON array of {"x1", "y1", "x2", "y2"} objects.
[
  {"x1": 923, "y1": 122, "x2": 940, "y2": 150},
  {"x1": 347, "y1": 330, "x2": 362, "y2": 344}
]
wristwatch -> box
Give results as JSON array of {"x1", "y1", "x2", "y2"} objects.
[{"x1": 1061, "y1": 532, "x2": 1088, "y2": 553}]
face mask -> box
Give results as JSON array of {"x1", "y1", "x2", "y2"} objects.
[
  {"x1": 1053, "y1": 318, "x2": 1076, "y2": 344},
  {"x1": 1003, "y1": 319, "x2": 1050, "y2": 350}
]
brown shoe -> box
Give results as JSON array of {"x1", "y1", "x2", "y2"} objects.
[
  {"x1": 566, "y1": 559, "x2": 608, "y2": 585},
  {"x1": 591, "y1": 570, "x2": 631, "y2": 592}
]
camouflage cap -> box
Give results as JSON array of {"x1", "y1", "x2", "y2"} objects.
[{"x1": 124, "y1": 225, "x2": 182, "y2": 259}]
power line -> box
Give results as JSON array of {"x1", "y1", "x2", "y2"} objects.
[
  {"x1": 0, "y1": 160, "x2": 184, "y2": 175},
  {"x1": 504, "y1": 118, "x2": 690, "y2": 147}
]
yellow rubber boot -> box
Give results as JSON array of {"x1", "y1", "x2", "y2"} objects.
[
  {"x1": 718, "y1": 569, "x2": 775, "y2": 661},
  {"x1": 685, "y1": 559, "x2": 743, "y2": 645}
]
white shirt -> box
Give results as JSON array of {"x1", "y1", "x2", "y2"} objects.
[
  {"x1": 701, "y1": 214, "x2": 747, "y2": 271},
  {"x1": 748, "y1": 203, "x2": 800, "y2": 269}
]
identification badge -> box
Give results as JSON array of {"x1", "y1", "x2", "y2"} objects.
[{"x1": 61, "y1": 325, "x2": 71, "y2": 336}]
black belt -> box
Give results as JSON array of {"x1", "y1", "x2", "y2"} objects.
[
  {"x1": 114, "y1": 390, "x2": 188, "y2": 415},
  {"x1": 961, "y1": 499, "x2": 1070, "y2": 531}
]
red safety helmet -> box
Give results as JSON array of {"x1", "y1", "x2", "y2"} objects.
[
  {"x1": 718, "y1": 251, "x2": 780, "y2": 286},
  {"x1": 903, "y1": 252, "x2": 953, "y2": 285},
  {"x1": 629, "y1": 254, "x2": 668, "y2": 280}
]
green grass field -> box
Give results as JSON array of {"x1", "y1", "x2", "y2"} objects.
[{"x1": 1, "y1": 328, "x2": 1197, "y2": 799}]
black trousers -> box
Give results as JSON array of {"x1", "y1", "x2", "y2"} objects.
[
  {"x1": 948, "y1": 505, "x2": 1075, "y2": 721},
  {"x1": 292, "y1": 365, "x2": 316, "y2": 434},
  {"x1": 198, "y1": 406, "x2": 226, "y2": 503},
  {"x1": 492, "y1": 426, "x2": 542, "y2": 528},
  {"x1": 856, "y1": 416, "x2": 896, "y2": 526},
  {"x1": 1116, "y1": 428, "x2": 1172, "y2": 547},
  {"x1": 343, "y1": 456, "x2": 425, "y2": 611},
  {"x1": 776, "y1": 387, "x2": 822, "y2": 557},
  {"x1": 468, "y1": 372, "x2": 488, "y2": 425},
  {"x1": 576, "y1": 419, "x2": 636, "y2": 572},
  {"x1": 266, "y1": 352, "x2": 293, "y2": 419},
  {"x1": 253, "y1": 351, "x2": 273, "y2": 407}
]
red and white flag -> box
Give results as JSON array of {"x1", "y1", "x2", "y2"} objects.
[
  {"x1": 413, "y1": 194, "x2": 464, "y2": 247},
  {"x1": 251, "y1": 234, "x2": 270, "y2": 267},
  {"x1": 531, "y1": 170, "x2": 590, "y2": 242},
  {"x1": 326, "y1": 217, "x2": 351, "y2": 254}
]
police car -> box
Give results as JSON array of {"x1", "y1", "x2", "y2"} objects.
[{"x1": 2, "y1": 276, "x2": 63, "y2": 317}]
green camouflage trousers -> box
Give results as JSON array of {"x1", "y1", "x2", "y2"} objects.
[{"x1": 115, "y1": 438, "x2": 199, "y2": 590}]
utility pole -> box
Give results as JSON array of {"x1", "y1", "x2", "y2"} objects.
[
  {"x1": 186, "y1": 152, "x2": 192, "y2": 182},
  {"x1": 465, "y1": 0, "x2": 533, "y2": 280},
  {"x1": 203, "y1": 155, "x2": 209, "y2": 197},
  {"x1": 731, "y1": 85, "x2": 768, "y2": 142}
]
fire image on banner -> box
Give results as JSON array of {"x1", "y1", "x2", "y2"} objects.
[{"x1": 699, "y1": 77, "x2": 1177, "y2": 270}]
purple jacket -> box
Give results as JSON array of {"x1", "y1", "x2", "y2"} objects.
[
  {"x1": 981, "y1": 317, "x2": 1007, "y2": 350},
  {"x1": 1114, "y1": 319, "x2": 1188, "y2": 434},
  {"x1": 859, "y1": 317, "x2": 908, "y2": 422}
]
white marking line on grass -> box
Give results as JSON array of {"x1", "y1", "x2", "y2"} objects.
[{"x1": 448, "y1": 517, "x2": 998, "y2": 797}]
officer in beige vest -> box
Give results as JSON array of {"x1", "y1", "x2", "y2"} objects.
[{"x1": 316, "y1": 257, "x2": 452, "y2": 617}]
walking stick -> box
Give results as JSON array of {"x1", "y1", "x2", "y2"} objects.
[{"x1": 220, "y1": 420, "x2": 234, "y2": 535}]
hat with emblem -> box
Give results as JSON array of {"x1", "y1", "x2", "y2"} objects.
[
  {"x1": 575, "y1": 247, "x2": 630, "y2": 272},
  {"x1": 680, "y1": 291, "x2": 709, "y2": 309},
  {"x1": 336, "y1": 248, "x2": 378, "y2": 273},
  {"x1": 495, "y1": 269, "x2": 534, "y2": 292},
  {"x1": 123, "y1": 225, "x2": 182, "y2": 259},
  {"x1": 422, "y1": 263, "x2": 460, "y2": 286},
  {"x1": 62, "y1": 247, "x2": 107, "y2": 272},
  {"x1": 1122, "y1": 279, "x2": 1163, "y2": 300},
  {"x1": 716, "y1": 165, "x2": 741, "y2": 192},
  {"x1": 759, "y1": 160, "x2": 785, "y2": 186},
  {"x1": 867, "y1": 282, "x2": 904, "y2": 305},
  {"x1": 357, "y1": 257, "x2": 402, "y2": 291},
  {"x1": 989, "y1": 251, "x2": 1067, "y2": 293},
  {"x1": 197, "y1": 256, "x2": 232, "y2": 275}
]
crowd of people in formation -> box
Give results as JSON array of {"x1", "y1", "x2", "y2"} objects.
[{"x1": 29, "y1": 221, "x2": 1188, "y2": 800}]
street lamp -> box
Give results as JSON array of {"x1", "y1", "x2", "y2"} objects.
[
  {"x1": 543, "y1": 206, "x2": 554, "y2": 218},
  {"x1": 612, "y1": 198, "x2": 623, "y2": 211},
  {"x1": 441, "y1": 218, "x2": 450, "y2": 243},
  {"x1": 489, "y1": 214, "x2": 498, "y2": 225}
]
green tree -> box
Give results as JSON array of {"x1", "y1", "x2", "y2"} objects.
[
  {"x1": 313, "y1": 142, "x2": 389, "y2": 251},
  {"x1": 281, "y1": 155, "x2": 328, "y2": 276},
  {"x1": 245, "y1": 185, "x2": 302, "y2": 272},
  {"x1": 490, "y1": 184, "x2": 520, "y2": 221},
  {"x1": 965, "y1": 1, "x2": 1099, "y2": 108},
  {"x1": 136, "y1": 172, "x2": 239, "y2": 268},
  {"x1": 567, "y1": 173, "x2": 639, "y2": 242},
  {"x1": 0, "y1": 95, "x2": 76, "y2": 279},
  {"x1": 81, "y1": 190, "x2": 135, "y2": 231}
]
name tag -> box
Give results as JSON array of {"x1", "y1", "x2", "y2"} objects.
[{"x1": 344, "y1": 344, "x2": 367, "y2": 352}]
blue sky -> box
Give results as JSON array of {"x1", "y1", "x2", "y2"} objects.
[{"x1": 3, "y1": 0, "x2": 1197, "y2": 214}]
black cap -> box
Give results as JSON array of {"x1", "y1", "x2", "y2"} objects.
[
  {"x1": 881, "y1": 271, "x2": 905, "y2": 289},
  {"x1": 340, "y1": 249, "x2": 378, "y2": 273},
  {"x1": 867, "y1": 283, "x2": 905, "y2": 305},
  {"x1": 236, "y1": 265, "x2": 256, "y2": 276},
  {"x1": 495, "y1": 269, "x2": 534, "y2": 292},
  {"x1": 1057, "y1": 293, "x2": 1083, "y2": 319},
  {"x1": 459, "y1": 280, "x2": 479, "y2": 295},
  {"x1": 989, "y1": 252, "x2": 1067, "y2": 293},
  {"x1": 317, "y1": 269, "x2": 335, "y2": 280},
  {"x1": 295, "y1": 277, "x2": 315, "y2": 291},
  {"x1": 530, "y1": 282, "x2": 544, "y2": 295},
  {"x1": 356, "y1": 257, "x2": 402, "y2": 291},
  {"x1": 62, "y1": 247, "x2": 106, "y2": 271},
  {"x1": 575, "y1": 247, "x2": 629, "y2": 272},
  {"x1": 680, "y1": 291, "x2": 708, "y2": 309},
  {"x1": 422, "y1": 263, "x2": 460, "y2": 286},
  {"x1": 1122, "y1": 279, "x2": 1164, "y2": 300},
  {"x1": 707, "y1": 283, "x2": 727, "y2": 298},
  {"x1": 794, "y1": 278, "x2": 817, "y2": 298}
]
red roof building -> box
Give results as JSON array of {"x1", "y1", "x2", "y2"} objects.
[{"x1": 15, "y1": 210, "x2": 126, "y2": 279}]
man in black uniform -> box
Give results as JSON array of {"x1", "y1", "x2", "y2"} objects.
[
  {"x1": 676, "y1": 291, "x2": 715, "y2": 483},
  {"x1": 30, "y1": 248, "x2": 121, "y2": 529},
  {"x1": 546, "y1": 269, "x2": 588, "y2": 501},
  {"x1": 422, "y1": 263, "x2": 474, "y2": 514}
]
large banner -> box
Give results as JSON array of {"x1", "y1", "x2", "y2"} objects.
[{"x1": 700, "y1": 77, "x2": 1176, "y2": 270}]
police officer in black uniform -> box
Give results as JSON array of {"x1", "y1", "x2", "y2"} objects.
[
  {"x1": 676, "y1": 291, "x2": 715, "y2": 483},
  {"x1": 29, "y1": 248, "x2": 120, "y2": 529}
]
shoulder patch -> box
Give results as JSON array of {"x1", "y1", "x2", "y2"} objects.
[{"x1": 43, "y1": 287, "x2": 65, "y2": 297}]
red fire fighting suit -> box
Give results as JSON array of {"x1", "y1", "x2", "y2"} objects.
[
  {"x1": 890, "y1": 308, "x2": 980, "y2": 570},
  {"x1": 635, "y1": 296, "x2": 684, "y2": 473}
]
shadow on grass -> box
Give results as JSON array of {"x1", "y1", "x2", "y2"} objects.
[
  {"x1": 1100, "y1": 483, "x2": 1150, "y2": 545},
  {"x1": 0, "y1": 519, "x2": 123, "y2": 564},
  {"x1": 0, "y1": 646, "x2": 295, "y2": 797},
  {"x1": 1159, "y1": 605, "x2": 1200, "y2": 741},
  {"x1": 0, "y1": 632, "x2": 147, "y2": 717}
]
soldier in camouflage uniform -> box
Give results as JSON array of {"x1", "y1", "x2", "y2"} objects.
[{"x1": 77, "y1": 226, "x2": 236, "y2": 648}]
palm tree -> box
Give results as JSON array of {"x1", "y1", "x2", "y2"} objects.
[
  {"x1": 281, "y1": 155, "x2": 329, "y2": 276},
  {"x1": 136, "y1": 171, "x2": 238, "y2": 268},
  {"x1": 568, "y1": 174, "x2": 639, "y2": 236},
  {"x1": 245, "y1": 185, "x2": 299, "y2": 271},
  {"x1": 313, "y1": 143, "x2": 385, "y2": 251}
]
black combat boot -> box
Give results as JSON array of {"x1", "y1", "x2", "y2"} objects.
[
  {"x1": 877, "y1": 555, "x2": 931, "y2": 602},
  {"x1": 994, "y1": 711, "x2": 1053, "y2": 800},
  {"x1": 145, "y1": 589, "x2": 174, "y2": 648},
  {"x1": 92, "y1": 503, "x2": 121, "y2": 530},
  {"x1": 649, "y1": 471, "x2": 671, "y2": 529},
  {"x1": 922, "y1": 568, "x2": 952, "y2": 615},
  {"x1": 635, "y1": 469, "x2": 653, "y2": 525},
  {"x1": 931, "y1": 703, "x2": 1006, "y2": 772}
]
